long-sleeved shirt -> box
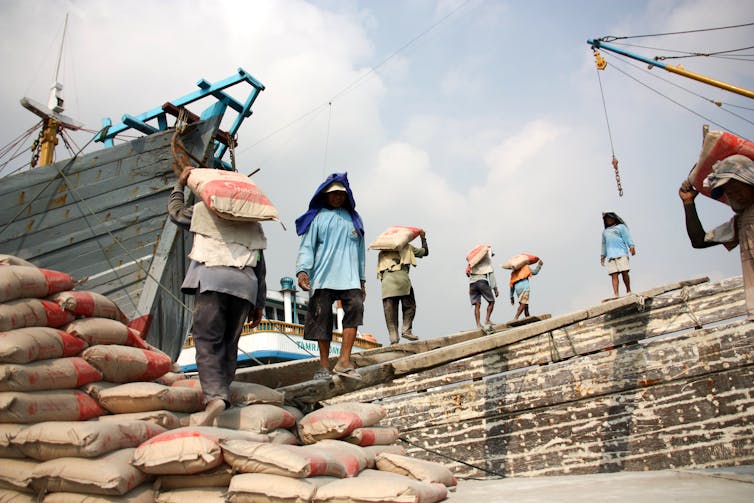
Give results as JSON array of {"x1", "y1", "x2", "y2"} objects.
[
  {"x1": 601, "y1": 223, "x2": 635, "y2": 259},
  {"x1": 295, "y1": 207, "x2": 366, "y2": 292},
  {"x1": 378, "y1": 238, "x2": 428, "y2": 299},
  {"x1": 167, "y1": 184, "x2": 266, "y2": 308}
]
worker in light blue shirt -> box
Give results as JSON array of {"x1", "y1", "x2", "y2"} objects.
[
  {"x1": 600, "y1": 211, "x2": 636, "y2": 298},
  {"x1": 295, "y1": 173, "x2": 366, "y2": 381}
]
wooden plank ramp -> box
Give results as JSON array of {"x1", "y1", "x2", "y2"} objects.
[
  {"x1": 266, "y1": 277, "x2": 709, "y2": 407},
  {"x1": 316, "y1": 275, "x2": 754, "y2": 477}
]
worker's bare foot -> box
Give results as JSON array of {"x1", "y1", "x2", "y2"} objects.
[{"x1": 190, "y1": 398, "x2": 226, "y2": 426}]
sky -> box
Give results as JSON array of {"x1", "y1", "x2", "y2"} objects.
[{"x1": 1, "y1": 0, "x2": 753, "y2": 346}]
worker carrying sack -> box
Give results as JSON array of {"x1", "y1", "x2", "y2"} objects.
[
  {"x1": 501, "y1": 253, "x2": 539, "y2": 271},
  {"x1": 466, "y1": 245, "x2": 491, "y2": 269},
  {"x1": 186, "y1": 168, "x2": 280, "y2": 222},
  {"x1": 687, "y1": 130, "x2": 754, "y2": 204},
  {"x1": 369, "y1": 226, "x2": 422, "y2": 251}
]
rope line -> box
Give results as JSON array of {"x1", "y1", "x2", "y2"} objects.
[
  {"x1": 657, "y1": 45, "x2": 754, "y2": 61},
  {"x1": 323, "y1": 102, "x2": 332, "y2": 176},
  {"x1": 594, "y1": 66, "x2": 623, "y2": 196},
  {"x1": 600, "y1": 22, "x2": 754, "y2": 42},
  {"x1": 602, "y1": 52, "x2": 750, "y2": 137},
  {"x1": 241, "y1": 0, "x2": 475, "y2": 155},
  {"x1": 606, "y1": 54, "x2": 754, "y2": 127},
  {"x1": 398, "y1": 436, "x2": 507, "y2": 478}
]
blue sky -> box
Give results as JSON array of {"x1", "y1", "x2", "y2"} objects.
[{"x1": 1, "y1": 0, "x2": 753, "y2": 344}]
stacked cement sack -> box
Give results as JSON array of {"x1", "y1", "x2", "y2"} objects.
[{"x1": 0, "y1": 255, "x2": 456, "y2": 502}]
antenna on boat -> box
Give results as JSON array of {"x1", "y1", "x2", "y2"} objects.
[{"x1": 20, "y1": 13, "x2": 83, "y2": 168}]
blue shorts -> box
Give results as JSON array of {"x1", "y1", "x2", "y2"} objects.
[
  {"x1": 304, "y1": 288, "x2": 364, "y2": 341},
  {"x1": 469, "y1": 280, "x2": 495, "y2": 305}
]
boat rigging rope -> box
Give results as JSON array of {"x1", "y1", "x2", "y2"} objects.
[
  {"x1": 398, "y1": 435, "x2": 506, "y2": 479},
  {"x1": 323, "y1": 102, "x2": 332, "y2": 176},
  {"x1": 605, "y1": 53, "x2": 754, "y2": 128},
  {"x1": 603, "y1": 52, "x2": 749, "y2": 138},
  {"x1": 598, "y1": 22, "x2": 754, "y2": 42},
  {"x1": 0, "y1": 127, "x2": 190, "y2": 315},
  {"x1": 593, "y1": 50, "x2": 623, "y2": 197}
]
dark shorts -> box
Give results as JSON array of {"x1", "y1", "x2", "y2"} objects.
[
  {"x1": 304, "y1": 288, "x2": 364, "y2": 341},
  {"x1": 469, "y1": 280, "x2": 495, "y2": 305}
]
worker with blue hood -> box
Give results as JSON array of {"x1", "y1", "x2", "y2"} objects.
[{"x1": 295, "y1": 172, "x2": 366, "y2": 380}]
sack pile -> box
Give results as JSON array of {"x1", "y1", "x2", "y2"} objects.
[{"x1": 0, "y1": 256, "x2": 456, "y2": 502}]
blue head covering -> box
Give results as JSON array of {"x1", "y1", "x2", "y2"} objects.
[{"x1": 295, "y1": 172, "x2": 365, "y2": 236}]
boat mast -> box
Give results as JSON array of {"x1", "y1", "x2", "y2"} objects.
[
  {"x1": 21, "y1": 13, "x2": 82, "y2": 168},
  {"x1": 587, "y1": 39, "x2": 754, "y2": 100},
  {"x1": 36, "y1": 14, "x2": 69, "y2": 167}
]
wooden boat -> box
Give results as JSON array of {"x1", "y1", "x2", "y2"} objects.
[
  {"x1": 233, "y1": 275, "x2": 754, "y2": 476},
  {"x1": 0, "y1": 68, "x2": 265, "y2": 360}
]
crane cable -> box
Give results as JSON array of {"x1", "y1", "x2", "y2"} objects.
[{"x1": 592, "y1": 49, "x2": 623, "y2": 197}]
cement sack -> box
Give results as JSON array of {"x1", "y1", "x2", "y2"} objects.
[
  {"x1": 79, "y1": 381, "x2": 119, "y2": 402},
  {"x1": 0, "y1": 327, "x2": 87, "y2": 364},
  {"x1": 227, "y1": 473, "x2": 337, "y2": 502},
  {"x1": 0, "y1": 423, "x2": 25, "y2": 458},
  {"x1": 465, "y1": 245, "x2": 491, "y2": 269},
  {"x1": 155, "y1": 371, "x2": 185, "y2": 386},
  {"x1": 282, "y1": 405, "x2": 305, "y2": 422},
  {"x1": 501, "y1": 253, "x2": 539, "y2": 271},
  {"x1": 97, "y1": 410, "x2": 183, "y2": 430},
  {"x1": 375, "y1": 452, "x2": 457, "y2": 489},
  {"x1": 172, "y1": 379, "x2": 285, "y2": 406},
  {"x1": 0, "y1": 266, "x2": 75, "y2": 303},
  {"x1": 308, "y1": 439, "x2": 368, "y2": 477},
  {"x1": 298, "y1": 402, "x2": 386, "y2": 444},
  {"x1": 187, "y1": 168, "x2": 280, "y2": 222},
  {"x1": 221, "y1": 439, "x2": 347, "y2": 478},
  {"x1": 0, "y1": 488, "x2": 35, "y2": 501},
  {"x1": 155, "y1": 487, "x2": 227, "y2": 503},
  {"x1": 268, "y1": 428, "x2": 299, "y2": 445},
  {"x1": 368, "y1": 227, "x2": 421, "y2": 251},
  {"x1": 0, "y1": 255, "x2": 35, "y2": 268},
  {"x1": 688, "y1": 130, "x2": 754, "y2": 202},
  {"x1": 12, "y1": 420, "x2": 165, "y2": 460},
  {"x1": 29, "y1": 448, "x2": 149, "y2": 496},
  {"x1": 97, "y1": 382, "x2": 203, "y2": 414},
  {"x1": 0, "y1": 458, "x2": 38, "y2": 492},
  {"x1": 361, "y1": 445, "x2": 406, "y2": 468},
  {"x1": 0, "y1": 390, "x2": 104, "y2": 423},
  {"x1": 49, "y1": 291, "x2": 128, "y2": 324},
  {"x1": 343, "y1": 427, "x2": 399, "y2": 447},
  {"x1": 313, "y1": 468, "x2": 448, "y2": 503},
  {"x1": 213, "y1": 404, "x2": 297, "y2": 433},
  {"x1": 0, "y1": 357, "x2": 102, "y2": 392},
  {"x1": 155, "y1": 464, "x2": 233, "y2": 491},
  {"x1": 42, "y1": 484, "x2": 155, "y2": 502},
  {"x1": 131, "y1": 426, "x2": 268, "y2": 476},
  {"x1": 63, "y1": 318, "x2": 146, "y2": 349},
  {"x1": 81, "y1": 345, "x2": 171, "y2": 383},
  {"x1": 0, "y1": 299, "x2": 74, "y2": 332}
]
